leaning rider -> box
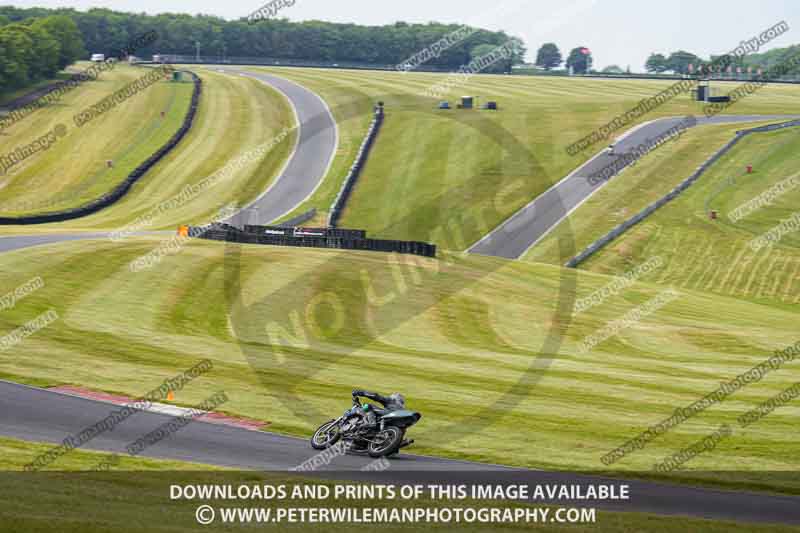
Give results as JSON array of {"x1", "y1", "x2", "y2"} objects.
[{"x1": 352, "y1": 390, "x2": 405, "y2": 428}]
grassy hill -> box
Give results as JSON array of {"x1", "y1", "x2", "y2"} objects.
[
  {"x1": 524, "y1": 120, "x2": 772, "y2": 265},
  {"x1": 1, "y1": 237, "x2": 799, "y2": 493},
  {"x1": 563, "y1": 125, "x2": 800, "y2": 306},
  {"x1": 3, "y1": 67, "x2": 798, "y2": 241},
  {"x1": 0, "y1": 66, "x2": 296, "y2": 233},
  {"x1": 1, "y1": 68, "x2": 799, "y2": 500},
  {"x1": 0, "y1": 64, "x2": 192, "y2": 216},
  {"x1": 253, "y1": 68, "x2": 800, "y2": 248}
]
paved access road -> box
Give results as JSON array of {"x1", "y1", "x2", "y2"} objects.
[
  {"x1": 2, "y1": 380, "x2": 799, "y2": 525},
  {"x1": 468, "y1": 115, "x2": 800, "y2": 259}
]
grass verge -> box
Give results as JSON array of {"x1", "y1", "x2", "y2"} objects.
[{"x1": 0, "y1": 237, "x2": 798, "y2": 493}]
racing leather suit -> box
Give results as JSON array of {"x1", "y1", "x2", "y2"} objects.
[{"x1": 352, "y1": 390, "x2": 405, "y2": 428}]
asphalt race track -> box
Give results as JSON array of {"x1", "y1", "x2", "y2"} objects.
[
  {"x1": 0, "y1": 233, "x2": 109, "y2": 253},
  {"x1": 214, "y1": 67, "x2": 338, "y2": 226},
  {"x1": 468, "y1": 114, "x2": 800, "y2": 259},
  {"x1": 1, "y1": 380, "x2": 799, "y2": 525},
  {"x1": 2, "y1": 73, "x2": 800, "y2": 525}
]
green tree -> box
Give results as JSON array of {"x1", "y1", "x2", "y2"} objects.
[
  {"x1": 0, "y1": 23, "x2": 34, "y2": 88},
  {"x1": 566, "y1": 46, "x2": 592, "y2": 74},
  {"x1": 601, "y1": 64, "x2": 624, "y2": 74},
  {"x1": 504, "y1": 36, "x2": 526, "y2": 65},
  {"x1": 535, "y1": 42, "x2": 561, "y2": 70},
  {"x1": 743, "y1": 44, "x2": 800, "y2": 75},
  {"x1": 666, "y1": 50, "x2": 699, "y2": 74},
  {"x1": 470, "y1": 43, "x2": 510, "y2": 73},
  {"x1": 709, "y1": 52, "x2": 743, "y2": 73},
  {"x1": 0, "y1": 12, "x2": 88, "y2": 93},
  {"x1": 0, "y1": 5, "x2": 526, "y2": 72},
  {"x1": 645, "y1": 53, "x2": 668, "y2": 73},
  {"x1": 35, "y1": 15, "x2": 84, "y2": 68},
  {"x1": 29, "y1": 18, "x2": 62, "y2": 78}
]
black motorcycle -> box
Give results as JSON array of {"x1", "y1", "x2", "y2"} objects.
[{"x1": 310, "y1": 397, "x2": 421, "y2": 458}]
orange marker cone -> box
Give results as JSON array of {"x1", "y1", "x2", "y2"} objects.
[{"x1": 167, "y1": 391, "x2": 175, "y2": 401}]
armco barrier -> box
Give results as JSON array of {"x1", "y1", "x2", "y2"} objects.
[
  {"x1": 154, "y1": 55, "x2": 455, "y2": 73},
  {"x1": 565, "y1": 118, "x2": 800, "y2": 268},
  {"x1": 0, "y1": 70, "x2": 202, "y2": 225},
  {"x1": 194, "y1": 223, "x2": 436, "y2": 258},
  {"x1": 152, "y1": 56, "x2": 800, "y2": 84},
  {"x1": 327, "y1": 105, "x2": 384, "y2": 228}
]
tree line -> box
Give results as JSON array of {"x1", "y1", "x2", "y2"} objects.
[
  {"x1": 645, "y1": 51, "x2": 715, "y2": 74},
  {"x1": 0, "y1": 14, "x2": 84, "y2": 93},
  {"x1": 645, "y1": 48, "x2": 800, "y2": 76},
  {"x1": 532, "y1": 41, "x2": 800, "y2": 76},
  {"x1": 534, "y1": 42, "x2": 594, "y2": 73},
  {"x1": 0, "y1": 6, "x2": 525, "y2": 80}
]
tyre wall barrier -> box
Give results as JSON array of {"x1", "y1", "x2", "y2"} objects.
[
  {"x1": 0, "y1": 70, "x2": 202, "y2": 225},
  {"x1": 0, "y1": 80, "x2": 65, "y2": 115},
  {"x1": 193, "y1": 223, "x2": 436, "y2": 258},
  {"x1": 565, "y1": 118, "x2": 800, "y2": 268},
  {"x1": 327, "y1": 105, "x2": 384, "y2": 228},
  {"x1": 244, "y1": 225, "x2": 367, "y2": 240}
]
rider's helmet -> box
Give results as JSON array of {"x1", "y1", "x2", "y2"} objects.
[
  {"x1": 389, "y1": 393, "x2": 406, "y2": 408},
  {"x1": 362, "y1": 403, "x2": 370, "y2": 411}
]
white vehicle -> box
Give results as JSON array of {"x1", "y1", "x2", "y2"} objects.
[
  {"x1": 90, "y1": 53, "x2": 106, "y2": 62},
  {"x1": 605, "y1": 142, "x2": 617, "y2": 155}
]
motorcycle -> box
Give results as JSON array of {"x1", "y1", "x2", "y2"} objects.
[{"x1": 310, "y1": 397, "x2": 421, "y2": 458}]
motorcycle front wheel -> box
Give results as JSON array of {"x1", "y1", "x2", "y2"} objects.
[
  {"x1": 311, "y1": 420, "x2": 341, "y2": 450},
  {"x1": 368, "y1": 426, "x2": 404, "y2": 458}
]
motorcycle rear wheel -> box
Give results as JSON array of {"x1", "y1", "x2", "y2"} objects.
[{"x1": 368, "y1": 426, "x2": 404, "y2": 458}]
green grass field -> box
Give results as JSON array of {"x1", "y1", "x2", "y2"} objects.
[
  {"x1": 0, "y1": 436, "x2": 223, "y2": 471},
  {"x1": 3, "y1": 67, "x2": 798, "y2": 241},
  {"x1": 252, "y1": 68, "x2": 800, "y2": 248},
  {"x1": 523, "y1": 120, "x2": 774, "y2": 265},
  {"x1": 0, "y1": 64, "x2": 193, "y2": 216},
  {"x1": 561, "y1": 125, "x2": 800, "y2": 306},
  {"x1": 0, "y1": 66, "x2": 297, "y2": 233},
  {"x1": 1, "y1": 236, "x2": 799, "y2": 494},
  {"x1": 1, "y1": 67, "x2": 799, "y2": 513}
]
